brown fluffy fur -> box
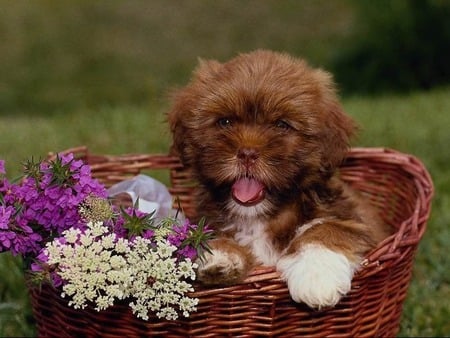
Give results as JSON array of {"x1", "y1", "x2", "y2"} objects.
[{"x1": 167, "y1": 50, "x2": 391, "y2": 304}]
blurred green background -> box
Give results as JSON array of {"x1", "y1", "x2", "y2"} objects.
[{"x1": 1, "y1": 0, "x2": 449, "y2": 336}]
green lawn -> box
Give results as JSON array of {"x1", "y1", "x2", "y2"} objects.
[{"x1": 1, "y1": 86, "x2": 449, "y2": 336}]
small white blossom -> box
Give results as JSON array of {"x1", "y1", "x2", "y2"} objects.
[
  {"x1": 157, "y1": 307, "x2": 178, "y2": 321},
  {"x1": 110, "y1": 255, "x2": 126, "y2": 269},
  {"x1": 155, "y1": 240, "x2": 177, "y2": 259},
  {"x1": 154, "y1": 226, "x2": 172, "y2": 241},
  {"x1": 45, "y1": 219, "x2": 200, "y2": 321},
  {"x1": 114, "y1": 238, "x2": 129, "y2": 253},
  {"x1": 95, "y1": 295, "x2": 113, "y2": 311},
  {"x1": 79, "y1": 232, "x2": 93, "y2": 247},
  {"x1": 64, "y1": 228, "x2": 81, "y2": 244},
  {"x1": 88, "y1": 221, "x2": 109, "y2": 237},
  {"x1": 101, "y1": 233, "x2": 116, "y2": 249}
]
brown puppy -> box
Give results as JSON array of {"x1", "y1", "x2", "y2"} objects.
[{"x1": 168, "y1": 50, "x2": 391, "y2": 309}]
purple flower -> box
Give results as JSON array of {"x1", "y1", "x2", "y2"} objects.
[
  {"x1": 177, "y1": 246, "x2": 198, "y2": 261},
  {"x1": 33, "y1": 250, "x2": 49, "y2": 268},
  {"x1": 0, "y1": 179, "x2": 17, "y2": 204},
  {"x1": 0, "y1": 232, "x2": 15, "y2": 252},
  {"x1": 168, "y1": 221, "x2": 190, "y2": 247},
  {"x1": 114, "y1": 206, "x2": 156, "y2": 240},
  {"x1": 0, "y1": 160, "x2": 5, "y2": 174},
  {"x1": 50, "y1": 273, "x2": 64, "y2": 288},
  {"x1": 142, "y1": 229, "x2": 155, "y2": 239},
  {"x1": 0, "y1": 205, "x2": 13, "y2": 230},
  {"x1": 0, "y1": 223, "x2": 42, "y2": 256},
  {"x1": 0, "y1": 153, "x2": 108, "y2": 256},
  {"x1": 166, "y1": 218, "x2": 214, "y2": 261}
]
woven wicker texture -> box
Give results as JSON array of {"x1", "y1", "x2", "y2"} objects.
[{"x1": 29, "y1": 147, "x2": 433, "y2": 337}]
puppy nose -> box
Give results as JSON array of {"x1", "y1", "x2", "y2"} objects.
[{"x1": 237, "y1": 148, "x2": 259, "y2": 167}]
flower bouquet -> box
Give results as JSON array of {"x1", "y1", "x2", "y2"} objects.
[{"x1": 0, "y1": 154, "x2": 213, "y2": 321}]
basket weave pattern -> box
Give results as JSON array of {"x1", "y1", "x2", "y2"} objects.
[{"x1": 29, "y1": 147, "x2": 433, "y2": 337}]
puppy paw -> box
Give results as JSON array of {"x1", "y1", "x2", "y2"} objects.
[
  {"x1": 277, "y1": 244, "x2": 356, "y2": 309},
  {"x1": 196, "y1": 245, "x2": 250, "y2": 285}
]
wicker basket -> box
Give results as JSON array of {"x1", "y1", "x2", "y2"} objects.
[{"x1": 29, "y1": 147, "x2": 433, "y2": 337}]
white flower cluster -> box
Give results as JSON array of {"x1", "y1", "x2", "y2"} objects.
[{"x1": 44, "y1": 221, "x2": 199, "y2": 320}]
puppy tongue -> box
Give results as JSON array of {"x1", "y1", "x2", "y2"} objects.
[{"x1": 232, "y1": 178, "x2": 265, "y2": 205}]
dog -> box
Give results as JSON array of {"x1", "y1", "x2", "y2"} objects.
[{"x1": 167, "y1": 50, "x2": 391, "y2": 309}]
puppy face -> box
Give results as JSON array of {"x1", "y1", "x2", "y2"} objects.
[{"x1": 168, "y1": 50, "x2": 356, "y2": 217}]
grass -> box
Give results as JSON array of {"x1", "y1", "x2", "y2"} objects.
[
  {"x1": 0, "y1": 0, "x2": 354, "y2": 116},
  {"x1": 1, "y1": 86, "x2": 449, "y2": 336}
]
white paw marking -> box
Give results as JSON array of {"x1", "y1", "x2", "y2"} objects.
[
  {"x1": 277, "y1": 244, "x2": 357, "y2": 309},
  {"x1": 197, "y1": 248, "x2": 244, "y2": 274}
]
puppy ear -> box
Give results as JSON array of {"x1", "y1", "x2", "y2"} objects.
[
  {"x1": 316, "y1": 71, "x2": 358, "y2": 173},
  {"x1": 167, "y1": 58, "x2": 223, "y2": 159},
  {"x1": 321, "y1": 102, "x2": 357, "y2": 172},
  {"x1": 166, "y1": 90, "x2": 186, "y2": 158},
  {"x1": 195, "y1": 58, "x2": 223, "y2": 82}
]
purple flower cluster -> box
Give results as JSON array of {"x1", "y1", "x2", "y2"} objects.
[
  {"x1": 168, "y1": 219, "x2": 201, "y2": 260},
  {"x1": 112, "y1": 206, "x2": 154, "y2": 240},
  {"x1": 0, "y1": 153, "x2": 106, "y2": 256}
]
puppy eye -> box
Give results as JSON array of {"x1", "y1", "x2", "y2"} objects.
[
  {"x1": 217, "y1": 118, "x2": 233, "y2": 128},
  {"x1": 275, "y1": 120, "x2": 292, "y2": 131}
]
